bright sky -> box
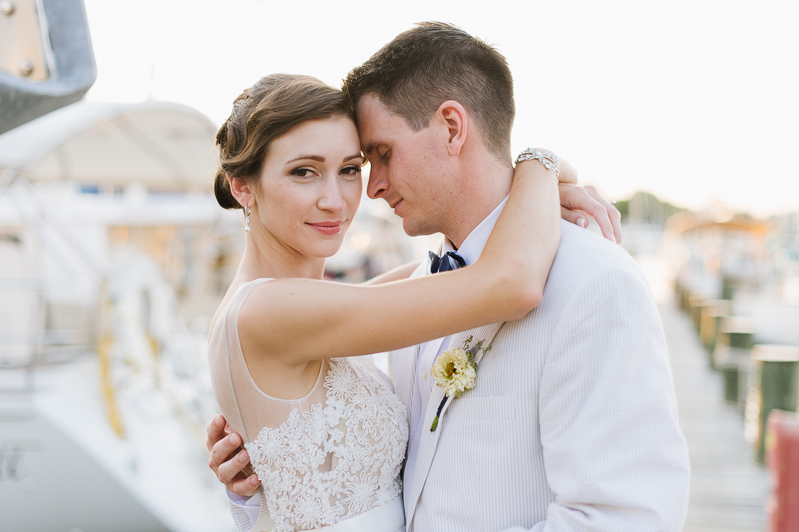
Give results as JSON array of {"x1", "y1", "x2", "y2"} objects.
[{"x1": 83, "y1": 0, "x2": 799, "y2": 217}]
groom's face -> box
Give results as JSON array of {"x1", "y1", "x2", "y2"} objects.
[{"x1": 356, "y1": 94, "x2": 456, "y2": 237}]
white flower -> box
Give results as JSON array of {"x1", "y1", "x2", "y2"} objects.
[
  {"x1": 250, "y1": 429, "x2": 288, "y2": 466},
  {"x1": 325, "y1": 396, "x2": 347, "y2": 426},
  {"x1": 294, "y1": 494, "x2": 325, "y2": 529},
  {"x1": 304, "y1": 403, "x2": 330, "y2": 446},
  {"x1": 343, "y1": 472, "x2": 379, "y2": 515},
  {"x1": 262, "y1": 470, "x2": 291, "y2": 498},
  {"x1": 432, "y1": 348, "x2": 477, "y2": 397},
  {"x1": 325, "y1": 360, "x2": 360, "y2": 401}
]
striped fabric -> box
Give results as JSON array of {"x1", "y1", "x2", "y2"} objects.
[{"x1": 390, "y1": 220, "x2": 691, "y2": 532}]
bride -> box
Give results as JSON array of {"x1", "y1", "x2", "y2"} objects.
[{"x1": 207, "y1": 73, "x2": 611, "y2": 532}]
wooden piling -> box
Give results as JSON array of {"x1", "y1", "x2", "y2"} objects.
[
  {"x1": 748, "y1": 345, "x2": 799, "y2": 464},
  {"x1": 689, "y1": 292, "x2": 705, "y2": 331},
  {"x1": 700, "y1": 299, "x2": 733, "y2": 353},
  {"x1": 714, "y1": 317, "x2": 754, "y2": 405}
]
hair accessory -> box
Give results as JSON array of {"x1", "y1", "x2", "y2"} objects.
[
  {"x1": 515, "y1": 148, "x2": 560, "y2": 177},
  {"x1": 244, "y1": 205, "x2": 251, "y2": 233}
]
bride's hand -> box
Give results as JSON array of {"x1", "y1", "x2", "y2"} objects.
[
  {"x1": 518, "y1": 148, "x2": 621, "y2": 243},
  {"x1": 558, "y1": 183, "x2": 622, "y2": 244}
]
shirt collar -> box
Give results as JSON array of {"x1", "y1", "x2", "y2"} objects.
[{"x1": 442, "y1": 196, "x2": 509, "y2": 266}]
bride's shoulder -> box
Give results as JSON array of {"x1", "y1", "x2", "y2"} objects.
[
  {"x1": 211, "y1": 278, "x2": 275, "y2": 332},
  {"x1": 229, "y1": 277, "x2": 276, "y2": 310}
]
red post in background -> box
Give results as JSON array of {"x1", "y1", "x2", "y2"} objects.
[{"x1": 767, "y1": 410, "x2": 799, "y2": 532}]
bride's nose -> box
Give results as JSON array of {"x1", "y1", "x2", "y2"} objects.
[{"x1": 317, "y1": 178, "x2": 347, "y2": 213}]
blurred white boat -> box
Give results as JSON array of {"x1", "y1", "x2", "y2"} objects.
[{"x1": 0, "y1": 101, "x2": 236, "y2": 532}]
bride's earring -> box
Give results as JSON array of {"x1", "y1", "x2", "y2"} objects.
[{"x1": 244, "y1": 205, "x2": 251, "y2": 233}]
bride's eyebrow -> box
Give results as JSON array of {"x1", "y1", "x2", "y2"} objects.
[
  {"x1": 285, "y1": 155, "x2": 325, "y2": 164},
  {"x1": 284, "y1": 154, "x2": 362, "y2": 164}
]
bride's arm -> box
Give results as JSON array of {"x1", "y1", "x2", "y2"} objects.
[
  {"x1": 362, "y1": 167, "x2": 621, "y2": 287},
  {"x1": 240, "y1": 157, "x2": 559, "y2": 363},
  {"x1": 361, "y1": 261, "x2": 422, "y2": 285}
]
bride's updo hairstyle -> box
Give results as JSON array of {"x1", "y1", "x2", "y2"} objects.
[{"x1": 214, "y1": 74, "x2": 352, "y2": 210}]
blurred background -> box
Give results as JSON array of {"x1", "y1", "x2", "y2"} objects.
[{"x1": 1, "y1": 1, "x2": 797, "y2": 531}]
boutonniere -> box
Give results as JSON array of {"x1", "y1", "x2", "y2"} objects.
[{"x1": 429, "y1": 335, "x2": 492, "y2": 431}]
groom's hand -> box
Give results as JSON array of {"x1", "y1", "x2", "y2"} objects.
[{"x1": 206, "y1": 415, "x2": 260, "y2": 497}]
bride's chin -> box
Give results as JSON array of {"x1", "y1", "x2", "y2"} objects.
[
  {"x1": 315, "y1": 249, "x2": 341, "y2": 260},
  {"x1": 308, "y1": 241, "x2": 346, "y2": 260}
]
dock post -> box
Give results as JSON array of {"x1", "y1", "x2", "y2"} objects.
[
  {"x1": 749, "y1": 345, "x2": 799, "y2": 464},
  {"x1": 688, "y1": 292, "x2": 705, "y2": 331},
  {"x1": 699, "y1": 303, "x2": 717, "y2": 351},
  {"x1": 714, "y1": 317, "x2": 754, "y2": 404},
  {"x1": 722, "y1": 274, "x2": 739, "y2": 300},
  {"x1": 700, "y1": 299, "x2": 732, "y2": 355},
  {"x1": 765, "y1": 410, "x2": 799, "y2": 531}
]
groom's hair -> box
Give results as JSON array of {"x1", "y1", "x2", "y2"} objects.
[{"x1": 343, "y1": 22, "x2": 515, "y2": 162}]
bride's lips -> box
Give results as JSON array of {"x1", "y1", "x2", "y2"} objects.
[{"x1": 307, "y1": 221, "x2": 345, "y2": 235}]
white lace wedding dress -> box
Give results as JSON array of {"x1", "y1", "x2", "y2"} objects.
[{"x1": 209, "y1": 279, "x2": 408, "y2": 532}]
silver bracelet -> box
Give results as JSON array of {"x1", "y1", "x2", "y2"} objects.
[{"x1": 515, "y1": 148, "x2": 560, "y2": 177}]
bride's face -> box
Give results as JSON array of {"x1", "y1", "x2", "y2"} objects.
[{"x1": 253, "y1": 116, "x2": 363, "y2": 259}]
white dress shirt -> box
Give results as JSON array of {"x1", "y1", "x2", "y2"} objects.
[{"x1": 404, "y1": 196, "x2": 508, "y2": 493}]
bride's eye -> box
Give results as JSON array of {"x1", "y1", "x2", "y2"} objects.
[
  {"x1": 340, "y1": 165, "x2": 362, "y2": 179},
  {"x1": 290, "y1": 167, "x2": 317, "y2": 179}
]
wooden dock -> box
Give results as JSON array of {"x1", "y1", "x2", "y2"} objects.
[{"x1": 660, "y1": 302, "x2": 771, "y2": 532}]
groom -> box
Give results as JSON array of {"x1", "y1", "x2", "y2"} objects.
[{"x1": 208, "y1": 22, "x2": 690, "y2": 531}]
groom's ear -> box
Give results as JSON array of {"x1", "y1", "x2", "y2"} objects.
[{"x1": 436, "y1": 100, "x2": 468, "y2": 157}]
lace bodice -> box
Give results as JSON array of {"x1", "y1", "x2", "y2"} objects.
[{"x1": 209, "y1": 279, "x2": 408, "y2": 532}]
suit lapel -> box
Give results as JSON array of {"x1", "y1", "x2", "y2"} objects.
[
  {"x1": 405, "y1": 321, "x2": 505, "y2": 530},
  {"x1": 389, "y1": 345, "x2": 418, "y2": 425}
]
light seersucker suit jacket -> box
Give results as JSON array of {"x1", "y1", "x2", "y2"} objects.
[{"x1": 390, "y1": 220, "x2": 691, "y2": 532}]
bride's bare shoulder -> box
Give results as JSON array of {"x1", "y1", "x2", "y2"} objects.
[{"x1": 209, "y1": 278, "x2": 268, "y2": 338}]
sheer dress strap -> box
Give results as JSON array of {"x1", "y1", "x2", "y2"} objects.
[
  {"x1": 208, "y1": 278, "x2": 272, "y2": 443},
  {"x1": 210, "y1": 278, "x2": 331, "y2": 442}
]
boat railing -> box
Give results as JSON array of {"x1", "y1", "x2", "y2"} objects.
[{"x1": 0, "y1": 281, "x2": 99, "y2": 395}]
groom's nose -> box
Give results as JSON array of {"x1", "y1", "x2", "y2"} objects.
[{"x1": 366, "y1": 165, "x2": 389, "y2": 200}]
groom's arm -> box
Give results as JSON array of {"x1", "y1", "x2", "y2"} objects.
[{"x1": 513, "y1": 264, "x2": 690, "y2": 532}]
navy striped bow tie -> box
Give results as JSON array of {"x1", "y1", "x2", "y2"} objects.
[{"x1": 428, "y1": 250, "x2": 466, "y2": 274}]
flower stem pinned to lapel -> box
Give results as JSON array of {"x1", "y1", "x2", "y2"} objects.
[{"x1": 429, "y1": 335, "x2": 492, "y2": 431}]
